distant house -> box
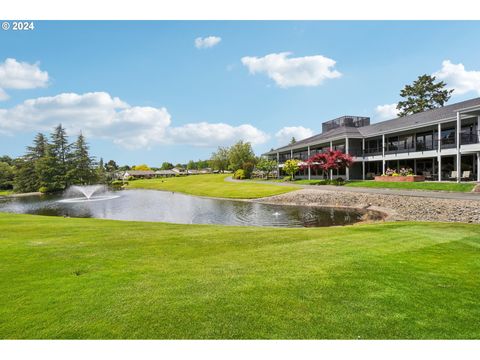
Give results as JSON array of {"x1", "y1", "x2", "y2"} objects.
[
  {"x1": 171, "y1": 167, "x2": 186, "y2": 175},
  {"x1": 123, "y1": 170, "x2": 156, "y2": 180},
  {"x1": 200, "y1": 168, "x2": 213, "y2": 174},
  {"x1": 155, "y1": 170, "x2": 176, "y2": 177},
  {"x1": 187, "y1": 169, "x2": 200, "y2": 175}
]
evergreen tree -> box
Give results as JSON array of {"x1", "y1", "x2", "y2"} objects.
[
  {"x1": 13, "y1": 133, "x2": 49, "y2": 193},
  {"x1": 67, "y1": 133, "x2": 97, "y2": 185},
  {"x1": 50, "y1": 124, "x2": 71, "y2": 188},
  {"x1": 26, "y1": 133, "x2": 48, "y2": 160},
  {"x1": 397, "y1": 74, "x2": 453, "y2": 117},
  {"x1": 13, "y1": 158, "x2": 38, "y2": 193},
  {"x1": 96, "y1": 157, "x2": 107, "y2": 184},
  {"x1": 35, "y1": 145, "x2": 64, "y2": 192},
  {"x1": 290, "y1": 137, "x2": 297, "y2": 144}
]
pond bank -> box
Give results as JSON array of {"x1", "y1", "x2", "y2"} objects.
[{"x1": 254, "y1": 188, "x2": 480, "y2": 223}]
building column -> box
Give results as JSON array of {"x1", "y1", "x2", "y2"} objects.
[
  {"x1": 382, "y1": 134, "x2": 386, "y2": 174},
  {"x1": 456, "y1": 112, "x2": 461, "y2": 182},
  {"x1": 290, "y1": 149, "x2": 293, "y2": 160},
  {"x1": 329, "y1": 141, "x2": 333, "y2": 180},
  {"x1": 478, "y1": 116, "x2": 480, "y2": 141},
  {"x1": 276, "y1": 152, "x2": 280, "y2": 179},
  {"x1": 437, "y1": 123, "x2": 442, "y2": 152},
  {"x1": 477, "y1": 152, "x2": 480, "y2": 182},
  {"x1": 438, "y1": 155, "x2": 442, "y2": 181},
  {"x1": 414, "y1": 159, "x2": 417, "y2": 175},
  {"x1": 345, "y1": 138, "x2": 350, "y2": 181},
  {"x1": 307, "y1": 146, "x2": 311, "y2": 180},
  {"x1": 361, "y1": 138, "x2": 366, "y2": 180}
]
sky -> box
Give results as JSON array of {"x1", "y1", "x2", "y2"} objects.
[{"x1": 1, "y1": 21, "x2": 480, "y2": 166}]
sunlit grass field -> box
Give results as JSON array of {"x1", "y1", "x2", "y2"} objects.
[
  {"x1": 125, "y1": 174, "x2": 298, "y2": 198},
  {"x1": 1, "y1": 212, "x2": 479, "y2": 339}
]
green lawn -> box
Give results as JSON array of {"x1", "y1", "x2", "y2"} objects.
[
  {"x1": 0, "y1": 190, "x2": 13, "y2": 196},
  {"x1": 125, "y1": 174, "x2": 298, "y2": 198},
  {"x1": 1, "y1": 212, "x2": 479, "y2": 339},
  {"x1": 344, "y1": 180, "x2": 476, "y2": 192}
]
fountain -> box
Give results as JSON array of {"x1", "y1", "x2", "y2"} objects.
[
  {"x1": 71, "y1": 185, "x2": 105, "y2": 200},
  {"x1": 58, "y1": 184, "x2": 120, "y2": 203}
]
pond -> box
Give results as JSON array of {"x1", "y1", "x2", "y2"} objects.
[{"x1": 0, "y1": 189, "x2": 382, "y2": 227}]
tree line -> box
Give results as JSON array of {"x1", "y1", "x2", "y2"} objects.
[{"x1": 0, "y1": 125, "x2": 105, "y2": 193}]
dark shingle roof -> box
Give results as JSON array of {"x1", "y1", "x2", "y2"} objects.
[
  {"x1": 360, "y1": 97, "x2": 480, "y2": 136},
  {"x1": 265, "y1": 97, "x2": 480, "y2": 155}
]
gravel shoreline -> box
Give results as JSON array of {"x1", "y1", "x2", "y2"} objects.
[{"x1": 254, "y1": 188, "x2": 480, "y2": 223}]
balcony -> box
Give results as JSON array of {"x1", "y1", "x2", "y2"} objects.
[
  {"x1": 461, "y1": 133, "x2": 479, "y2": 145},
  {"x1": 364, "y1": 147, "x2": 383, "y2": 156}
]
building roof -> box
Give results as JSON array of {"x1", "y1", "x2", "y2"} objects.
[
  {"x1": 359, "y1": 97, "x2": 480, "y2": 136},
  {"x1": 265, "y1": 97, "x2": 480, "y2": 155},
  {"x1": 125, "y1": 170, "x2": 156, "y2": 176},
  {"x1": 155, "y1": 170, "x2": 176, "y2": 175}
]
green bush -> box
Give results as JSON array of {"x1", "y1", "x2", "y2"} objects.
[
  {"x1": 111, "y1": 180, "x2": 125, "y2": 189},
  {"x1": 233, "y1": 169, "x2": 246, "y2": 180},
  {"x1": 242, "y1": 162, "x2": 255, "y2": 179},
  {"x1": 38, "y1": 186, "x2": 49, "y2": 194},
  {"x1": 333, "y1": 177, "x2": 345, "y2": 186},
  {"x1": 283, "y1": 176, "x2": 291, "y2": 182}
]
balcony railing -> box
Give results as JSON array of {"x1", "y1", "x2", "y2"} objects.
[
  {"x1": 364, "y1": 147, "x2": 383, "y2": 156},
  {"x1": 277, "y1": 132, "x2": 479, "y2": 162},
  {"x1": 461, "y1": 133, "x2": 479, "y2": 145},
  {"x1": 440, "y1": 137, "x2": 456, "y2": 148}
]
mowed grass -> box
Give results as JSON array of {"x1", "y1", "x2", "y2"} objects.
[
  {"x1": 345, "y1": 180, "x2": 476, "y2": 192},
  {"x1": 1, "y1": 212, "x2": 479, "y2": 339},
  {"x1": 0, "y1": 190, "x2": 13, "y2": 196},
  {"x1": 125, "y1": 174, "x2": 298, "y2": 198}
]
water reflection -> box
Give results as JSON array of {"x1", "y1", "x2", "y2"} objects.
[{"x1": 0, "y1": 189, "x2": 382, "y2": 228}]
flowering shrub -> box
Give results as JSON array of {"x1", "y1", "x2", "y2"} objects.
[
  {"x1": 302, "y1": 149, "x2": 354, "y2": 176},
  {"x1": 399, "y1": 167, "x2": 414, "y2": 176},
  {"x1": 383, "y1": 167, "x2": 397, "y2": 176},
  {"x1": 382, "y1": 167, "x2": 415, "y2": 176}
]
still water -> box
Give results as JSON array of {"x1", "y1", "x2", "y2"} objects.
[{"x1": 0, "y1": 189, "x2": 381, "y2": 227}]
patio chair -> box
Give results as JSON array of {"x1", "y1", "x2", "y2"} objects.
[
  {"x1": 422, "y1": 171, "x2": 433, "y2": 180},
  {"x1": 461, "y1": 171, "x2": 472, "y2": 181},
  {"x1": 448, "y1": 171, "x2": 458, "y2": 181}
]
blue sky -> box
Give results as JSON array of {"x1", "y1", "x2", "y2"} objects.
[{"x1": 1, "y1": 21, "x2": 480, "y2": 166}]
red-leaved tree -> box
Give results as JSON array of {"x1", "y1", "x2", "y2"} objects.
[{"x1": 301, "y1": 149, "x2": 354, "y2": 177}]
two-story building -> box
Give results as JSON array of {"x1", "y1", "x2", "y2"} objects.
[{"x1": 263, "y1": 97, "x2": 480, "y2": 182}]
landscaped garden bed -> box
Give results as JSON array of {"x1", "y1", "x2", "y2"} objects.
[
  {"x1": 375, "y1": 167, "x2": 425, "y2": 182},
  {"x1": 374, "y1": 175, "x2": 425, "y2": 182}
]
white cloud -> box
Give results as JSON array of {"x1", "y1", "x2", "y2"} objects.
[
  {"x1": 0, "y1": 58, "x2": 49, "y2": 100},
  {"x1": 433, "y1": 60, "x2": 480, "y2": 95},
  {"x1": 167, "y1": 122, "x2": 269, "y2": 147},
  {"x1": 0, "y1": 88, "x2": 9, "y2": 101},
  {"x1": 375, "y1": 103, "x2": 398, "y2": 120},
  {"x1": 0, "y1": 91, "x2": 268, "y2": 149},
  {"x1": 194, "y1": 36, "x2": 222, "y2": 49},
  {"x1": 241, "y1": 52, "x2": 342, "y2": 88},
  {"x1": 275, "y1": 126, "x2": 313, "y2": 144}
]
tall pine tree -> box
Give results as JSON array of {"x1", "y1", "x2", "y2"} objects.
[
  {"x1": 396, "y1": 75, "x2": 453, "y2": 117},
  {"x1": 14, "y1": 133, "x2": 49, "y2": 193},
  {"x1": 50, "y1": 124, "x2": 71, "y2": 189},
  {"x1": 67, "y1": 133, "x2": 97, "y2": 185}
]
